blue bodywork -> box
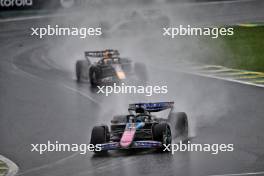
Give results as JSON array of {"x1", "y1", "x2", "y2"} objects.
[
  {"x1": 101, "y1": 141, "x2": 162, "y2": 150},
  {"x1": 129, "y1": 102, "x2": 174, "y2": 112}
]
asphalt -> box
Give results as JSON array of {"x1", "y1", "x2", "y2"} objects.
[{"x1": 0, "y1": 1, "x2": 264, "y2": 176}]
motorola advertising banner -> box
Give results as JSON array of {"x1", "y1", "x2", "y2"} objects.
[{"x1": 0, "y1": 0, "x2": 77, "y2": 10}]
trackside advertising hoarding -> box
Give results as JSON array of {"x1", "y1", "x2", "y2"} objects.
[{"x1": 0, "y1": 0, "x2": 77, "y2": 10}]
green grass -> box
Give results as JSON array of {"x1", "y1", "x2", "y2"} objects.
[
  {"x1": 0, "y1": 161, "x2": 8, "y2": 176},
  {"x1": 200, "y1": 25, "x2": 264, "y2": 72}
]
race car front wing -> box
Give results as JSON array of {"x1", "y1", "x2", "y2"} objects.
[{"x1": 100, "y1": 140, "x2": 162, "y2": 151}]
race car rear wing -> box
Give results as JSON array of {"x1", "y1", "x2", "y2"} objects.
[
  {"x1": 129, "y1": 102, "x2": 174, "y2": 112},
  {"x1": 84, "y1": 49, "x2": 120, "y2": 59}
]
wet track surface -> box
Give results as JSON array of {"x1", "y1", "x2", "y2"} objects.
[{"x1": 1, "y1": 1, "x2": 264, "y2": 176}]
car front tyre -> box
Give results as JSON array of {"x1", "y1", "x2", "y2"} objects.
[
  {"x1": 75, "y1": 60, "x2": 90, "y2": 82},
  {"x1": 152, "y1": 123, "x2": 172, "y2": 152},
  {"x1": 168, "y1": 112, "x2": 188, "y2": 139},
  {"x1": 90, "y1": 126, "x2": 109, "y2": 154}
]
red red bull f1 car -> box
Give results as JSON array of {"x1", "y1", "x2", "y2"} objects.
[
  {"x1": 75, "y1": 49, "x2": 148, "y2": 86},
  {"x1": 90, "y1": 102, "x2": 189, "y2": 154}
]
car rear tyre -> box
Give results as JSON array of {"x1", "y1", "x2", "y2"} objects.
[
  {"x1": 152, "y1": 123, "x2": 171, "y2": 152},
  {"x1": 168, "y1": 112, "x2": 188, "y2": 139},
  {"x1": 90, "y1": 126, "x2": 110, "y2": 154},
  {"x1": 76, "y1": 60, "x2": 90, "y2": 82},
  {"x1": 89, "y1": 66, "x2": 99, "y2": 87}
]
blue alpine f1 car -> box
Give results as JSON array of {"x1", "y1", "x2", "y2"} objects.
[{"x1": 90, "y1": 102, "x2": 189, "y2": 153}]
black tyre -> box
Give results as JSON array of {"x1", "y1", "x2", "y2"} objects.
[
  {"x1": 90, "y1": 126, "x2": 110, "y2": 154},
  {"x1": 152, "y1": 123, "x2": 171, "y2": 151},
  {"x1": 168, "y1": 112, "x2": 188, "y2": 139},
  {"x1": 89, "y1": 66, "x2": 99, "y2": 87},
  {"x1": 75, "y1": 60, "x2": 90, "y2": 82},
  {"x1": 134, "y1": 62, "x2": 148, "y2": 84}
]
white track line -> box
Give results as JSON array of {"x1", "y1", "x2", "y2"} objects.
[
  {"x1": 17, "y1": 152, "x2": 79, "y2": 176},
  {"x1": 150, "y1": 64, "x2": 264, "y2": 88},
  {"x1": 191, "y1": 71, "x2": 264, "y2": 88},
  {"x1": 11, "y1": 46, "x2": 100, "y2": 106},
  {"x1": 186, "y1": 0, "x2": 253, "y2": 5},
  {"x1": 62, "y1": 84, "x2": 100, "y2": 105},
  {"x1": 0, "y1": 13, "x2": 65, "y2": 23},
  {"x1": 13, "y1": 62, "x2": 100, "y2": 105},
  {"x1": 209, "y1": 171, "x2": 264, "y2": 176}
]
